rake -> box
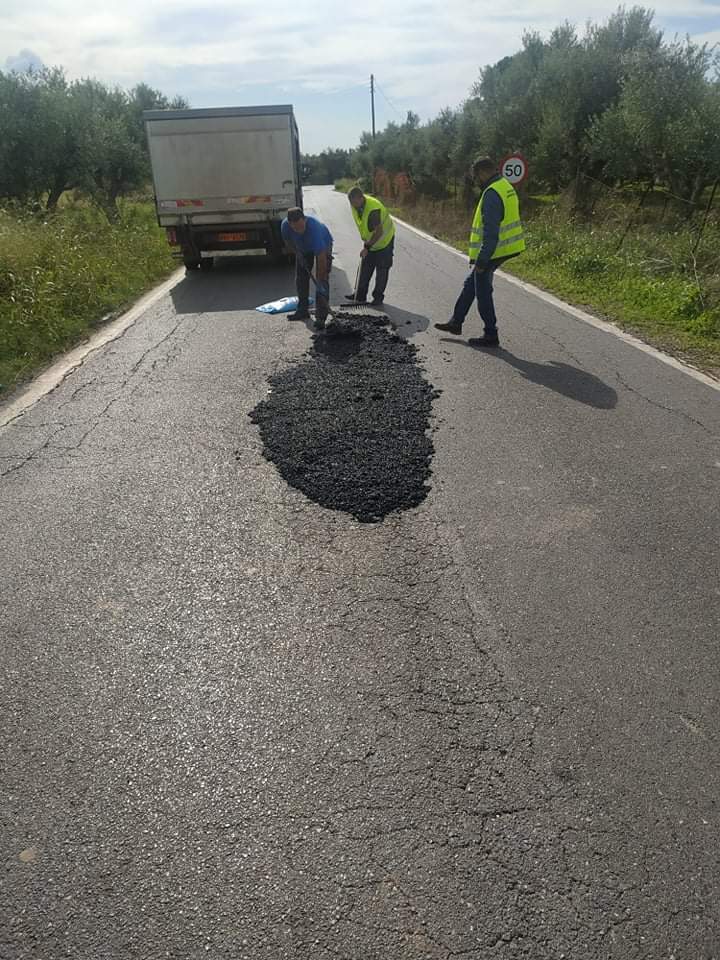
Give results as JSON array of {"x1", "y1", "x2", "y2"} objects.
[{"x1": 341, "y1": 258, "x2": 387, "y2": 313}]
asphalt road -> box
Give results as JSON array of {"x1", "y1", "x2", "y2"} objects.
[{"x1": 1, "y1": 185, "x2": 719, "y2": 959}]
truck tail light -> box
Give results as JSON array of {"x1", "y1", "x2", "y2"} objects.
[{"x1": 166, "y1": 228, "x2": 179, "y2": 246}]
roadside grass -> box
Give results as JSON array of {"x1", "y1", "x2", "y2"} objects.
[
  {"x1": 0, "y1": 201, "x2": 177, "y2": 394},
  {"x1": 347, "y1": 188, "x2": 720, "y2": 377},
  {"x1": 502, "y1": 217, "x2": 720, "y2": 375}
]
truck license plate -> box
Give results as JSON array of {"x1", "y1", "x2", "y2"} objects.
[{"x1": 217, "y1": 231, "x2": 247, "y2": 242}]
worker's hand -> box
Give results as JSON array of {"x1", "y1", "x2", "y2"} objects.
[{"x1": 360, "y1": 247, "x2": 369, "y2": 259}]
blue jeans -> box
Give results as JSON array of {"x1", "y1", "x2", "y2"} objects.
[{"x1": 452, "y1": 264, "x2": 499, "y2": 336}]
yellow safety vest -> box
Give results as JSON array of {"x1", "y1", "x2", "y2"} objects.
[
  {"x1": 352, "y1": 195, "x2": 395, "y2": 252},
  {"x1": 468, "y1": 177, "x2": 525, "y2": 261}
]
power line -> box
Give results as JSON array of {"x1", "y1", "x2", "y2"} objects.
[
  {"x1": 323, "y1": 79, "x2": 373, "y2": 96},
  {"x1": 373, "y1": 79, "x2": 403, "y2": 119}
]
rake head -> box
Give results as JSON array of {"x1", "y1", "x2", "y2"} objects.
[{"x1": 341, "y1": 300, "x2": 374, "y2": 311}]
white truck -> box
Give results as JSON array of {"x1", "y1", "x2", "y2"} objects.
[{"x1": 143, "y1": 105, "x2": 303, "y2": 271}]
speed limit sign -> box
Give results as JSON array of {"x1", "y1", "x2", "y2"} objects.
[{"x1": 501, "y1": 153, "x2": 528, "y2": 185}]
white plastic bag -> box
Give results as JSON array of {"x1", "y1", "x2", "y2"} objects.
[{"x1": 255, "y1": 295, "x2": 315, "y2": 314}]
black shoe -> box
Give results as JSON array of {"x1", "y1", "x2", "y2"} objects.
[
  {"x1": 434, "y1": 320, "x2": 463, "y2": 335},
  {"x1": 287, "y1": 310, "x2": 310, "y2": 321},
  {"x1": 468, "y1": 334, "x2": 500, "y2": 348},
  {"x1": 345, "y1": 294, "x2": 368, "y2": 303},
  {"x1": 370, "y1": 297, "x2": 384, "y2": 307}
]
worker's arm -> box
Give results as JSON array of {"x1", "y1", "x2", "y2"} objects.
[
  {"x1": 360, "y1": 210, "x2": 383, "y2": 258},
  {"x1": 475, "y1": 191, "x2": 504, "y2": 271},
  {"x1": 281, "y1": 220, "x2": 296, "y2": 254}
]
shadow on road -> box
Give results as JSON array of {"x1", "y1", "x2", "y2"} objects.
[
  {"x1": 328, "y1": 303, "x2": 429, "y2": 340},
  {"x1": 442, "y1": 340, "x2": 618, "y2": 409},
  {"x1": 170, "y1": 256, "x2": 296, "y2": 314},
  {"x1": 382, "y1": 303, "x2": 430, "y2": 338},
  {"x1": 169, "y1": 257, "x2": 432, "y2": 346}
]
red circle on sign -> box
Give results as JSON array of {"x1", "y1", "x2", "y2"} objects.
[{"x1": 500, "y1": 153, "x2": 528, "y2": 185}]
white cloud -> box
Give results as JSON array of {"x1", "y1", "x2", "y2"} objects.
[
  {"x1": 1, "y1": 0, "x2": 717, "y2": 150},
  {"x1": 695, "y1": 29, "x2": 720, "y2": 49},
  {"x1": 4, "y1": 47, "x2": 45, "y2": 73}
]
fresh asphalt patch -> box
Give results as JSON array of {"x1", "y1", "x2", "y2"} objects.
[{"x1": 249, "y1": 312, "x2": 439, "y2": 522}]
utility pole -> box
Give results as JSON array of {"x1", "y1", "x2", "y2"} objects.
[{"x1": 370, "y1": 74, "x2": 376, "y2": 141}]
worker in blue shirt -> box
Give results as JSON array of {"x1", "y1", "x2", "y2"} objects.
[
  {"x1": 435, "y1": 156, "x2": 525, "y2": 346},
  {"x1": 281, "y1": 208, "x2": 333, "y2": 326}
]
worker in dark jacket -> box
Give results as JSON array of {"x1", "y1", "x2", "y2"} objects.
[
  {"x1": 435, "y1": 156, "x2": 525, "y2": 346},
  {"x1": 281, "y1": 207, "x2": 333, "y2": 327}
]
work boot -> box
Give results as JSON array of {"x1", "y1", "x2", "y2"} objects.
[
  {"x1": 287, "y1": 309, "x2": 310, "y2": 322},
  {"x1": 434, "y1": 320, "x2": 463, "y2": 335},
  {"x1": 345, "y1": 294, "x2": 368, "y2": 304},
  {"x1": 370, "y1": 297, "x2": 384, "y2": 307},
  {"x1": 468, "y1": 334, "x2": 500, "y2": 348}
]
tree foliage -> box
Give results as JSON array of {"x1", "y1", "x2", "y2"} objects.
[
  {"x1": 3, "y1": 7, "x2": 718, "y2": 217},
  {"x1": 0, "y1": 68, "x2": 187, "y2": 218},
  {"x1": 344, "y1": 7, "x2": 719, "y2": 207},
  {"x1": 301, "y1": 148, "x2": 354, "y2": 184}
]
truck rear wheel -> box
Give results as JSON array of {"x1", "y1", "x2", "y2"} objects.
[
  {"x1": 183, "y1": 257, "x2": 200, "y2": 271},
  {"x1": 199, "y1": 257, "x2": 214, "y2": 271}
]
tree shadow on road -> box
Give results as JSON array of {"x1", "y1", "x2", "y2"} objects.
[{"x1": 442, "y1": 340, "x2": 618, "y2": 409}]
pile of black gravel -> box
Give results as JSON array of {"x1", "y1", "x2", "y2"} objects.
[{"x1": 249, "y1": 312, "x2": 439, "y2": 523}]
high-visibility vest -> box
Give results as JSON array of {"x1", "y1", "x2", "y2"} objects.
[
  {"x1": 352, "y1": 195, "x2": 395, "y2": 251},
  {"x1": 468, "y1": 177, "x2": 525, "y2": 261}
]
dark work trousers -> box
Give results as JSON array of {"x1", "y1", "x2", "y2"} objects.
[
  {"x1": 356, "y1": 238, "x2": 394, "y2": 303},
  {"x1": 296, "y1": 249, "x2": 332, "y2": 320},
  {"x1": 452, "y1": 262, "x2": 500, "y2": 336}
]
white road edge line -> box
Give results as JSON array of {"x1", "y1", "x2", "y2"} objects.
[
  {"x1": 392, "y1": 214, "x2": 720, "y2": 393},
  {"x1": 0, "y1": 268, "x2": 185, "y2": 430}
]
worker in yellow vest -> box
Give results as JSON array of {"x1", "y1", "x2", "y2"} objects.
[
  {"x1": 435, "y1": 156, "x2": 525, "y2": 347},
  {"x1": 346, "y1": 187, "x2": 396, "y2": 306}
]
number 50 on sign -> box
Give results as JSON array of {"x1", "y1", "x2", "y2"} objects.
[{"x1": 501, "y1": 153, "x2": 528, "y2": 185}]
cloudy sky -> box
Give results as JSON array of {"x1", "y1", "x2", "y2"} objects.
[{"x1": 1, "y1": 0, "x2": 718, "y2": 152}]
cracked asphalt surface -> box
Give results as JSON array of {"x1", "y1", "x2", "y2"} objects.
[{"x1": 1, "y1": 186, "x2": 719, "y2": 959}]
